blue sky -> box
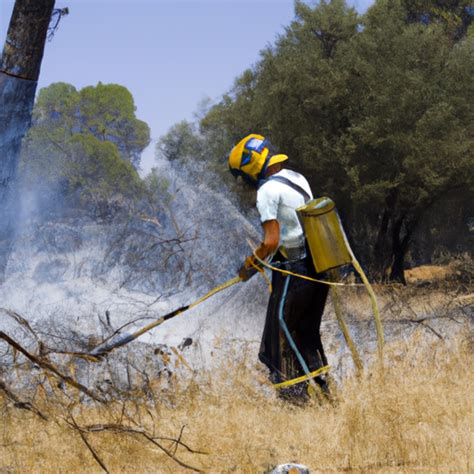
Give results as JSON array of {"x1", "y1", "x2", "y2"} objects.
[{"x1": 1, "y1": 0, "x2": 373, "y2": 172}]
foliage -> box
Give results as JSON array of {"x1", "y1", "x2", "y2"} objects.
[
  {"x1": 20, "y1": 82, "x2": 149, "y2": 217},
  {"x1": 33, "y1": 82, "x2": 150, "y2": 168},
  {"x1": 20, "y1": 129, "x2": 145, "y2": 218},
  {"x1": 161, "y1": 0, "x2": 474, "y2": 281},
  {"x1": 156, "y1": 120, "x2": 203, "y2": 163}
]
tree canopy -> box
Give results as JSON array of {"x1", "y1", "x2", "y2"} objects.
[
  {"x1": 33, "y1": 82, "x2": 150, "y2": 168},
  {"x1": 159, "y1": 0, "x2": 474, "y2": 281},
  {"x1": 20, "y1": 82, "x2": 149, "y2": 217}
]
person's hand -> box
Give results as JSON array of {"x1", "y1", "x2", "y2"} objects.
[{"x1": 238, "y1": 255, "x2": 261, "y2": 281}]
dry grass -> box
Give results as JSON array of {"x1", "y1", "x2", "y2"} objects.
[
  {"x1": 405, "y1": 253, "x2": 474, "y2": 287},
  {"x1": 405, "y1": 264, "x2": 456, "y2": 283},
  {"x1": 1, "y1": 329, "x2": 473, "y2": 474}
]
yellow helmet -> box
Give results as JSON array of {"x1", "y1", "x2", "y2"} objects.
[{"x1": 228, "y1": 134, "x2": 288, "y2": 186}]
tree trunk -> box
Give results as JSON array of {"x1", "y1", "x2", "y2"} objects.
[
  {"x1": 374, "y1": 208, "x2": 391, "y2": 278},
  {"x1": 373, "y1": 188, "x2": 398, "y2": 281},
  {"x1": 0, "y1": 0, "x2": 55, "y2": 278},
  {"x1": 389, "y1": 216, "x2": 411, "y2": 284}
]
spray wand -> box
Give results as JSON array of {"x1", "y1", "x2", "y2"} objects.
[{"x1": 89, "y1": 276, "x2": 241, "y2": 358}]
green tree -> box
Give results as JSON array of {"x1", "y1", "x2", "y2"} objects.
[
  {"x1": 20, "y1": 127, "x2": 145, "y2": 217},
  {"x1": 196, "y1": 0, "x2": 474, "y2": 281},
  {"x1": 339, "y1": 0, "x2": 474, "y2": 280},
  {"x1": 34, "y1": 82, "x2": 150, "y2": 168},
  {"x1": 20, "y1": 83, "x2": 149, "y2": 216},
  {"x1": 156, "y1": 120, "x2": 203, "y2": 163}
]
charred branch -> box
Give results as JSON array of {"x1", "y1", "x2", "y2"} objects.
[{"x1": 0, "y1": 331, "x2": 105, "y2": 403}]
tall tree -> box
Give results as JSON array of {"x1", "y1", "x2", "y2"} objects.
[
  {"x1": 20, "y1": 83, "x2": 148, "y2": 217},
  {"x1": 33, "y1": 82, "x2": 151, "y2": 168},
  {"x1": 342, "y1": 0, "x2": 474, "y2": 281},
  {"x1": 0, "y1": 0, "x2": 56, "y2": 278},
  {"x1": 197, "y1": 0, "x2": 473, "y2": 281}
]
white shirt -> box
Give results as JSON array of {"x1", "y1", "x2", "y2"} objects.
[{"x1": 257, "y1": 169, "x2": 313, "y2": 250}]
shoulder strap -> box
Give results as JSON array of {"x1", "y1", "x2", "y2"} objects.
[{"x1": 264, "y1": 175, "x2": 311, "y2": 202}]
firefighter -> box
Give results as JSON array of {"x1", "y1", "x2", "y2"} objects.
[{"x1": 229, "y1": 134, "x2": 329, "y2": 398}]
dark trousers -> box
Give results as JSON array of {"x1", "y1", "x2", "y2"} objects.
[{"x1": 258, "y1": 253, "x2": 329, "y2": 385}]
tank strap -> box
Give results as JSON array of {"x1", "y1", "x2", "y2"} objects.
[{"x1": 262, "y1": 175, "x2": 311, "y2": 202}]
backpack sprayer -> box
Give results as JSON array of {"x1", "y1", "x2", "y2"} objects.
[{"x1": 297, "y1": 196, "x2": 384, "y2": 364}]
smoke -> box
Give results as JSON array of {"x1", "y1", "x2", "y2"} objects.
[
  {"x1": 0, "y1": 143, "x2": 471, "y2": 401},
  {"x1": 0, "y1": 146, "x2": 263, "y2": 365}
]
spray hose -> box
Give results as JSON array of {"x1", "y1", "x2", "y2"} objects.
[{"x1": 87, "y1": 271, "x2": 330, "y2": 392}]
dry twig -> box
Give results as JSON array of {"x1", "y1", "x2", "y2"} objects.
[
  {"x1": 0, "y1": 331, "x2": 105, "y2": 403},
  {"x1": 69, "y1": 415, "x2": 110, "y2": 473},
  {"x1": 76, "y1": 422, "x2": 207, "y2": 472}
]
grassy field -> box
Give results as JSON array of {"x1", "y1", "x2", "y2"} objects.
[{"x1": 1, "y1": 325, "x2": 472, "y2": 473}]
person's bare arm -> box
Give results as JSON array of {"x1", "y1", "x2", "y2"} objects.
[
  {"x1": 255, "y1": 219, "x2": 280, "y2": 260},
  {"x1": 239, "y1": 220, "x2": 280, "y2": 280}
]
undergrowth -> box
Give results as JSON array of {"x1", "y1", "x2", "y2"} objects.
[{"x1": 1, "y1": 330, "x2": 472, "y2": 473}]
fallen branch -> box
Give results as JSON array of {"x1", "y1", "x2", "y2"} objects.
[
  {"x1": 69, "y1": 415, "x2": 110, "y2": 473},
  {"x1": 75, "y1": 422, "x2": 206, "y2": 472},
  {"x1": 40, "y1": 347, "x2": 101, "y2": 363},
  {"x1": 0, "y1": 331, "x2": 105, "y2": 403}
]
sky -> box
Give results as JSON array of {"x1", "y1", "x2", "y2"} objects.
[{"x1": 0, "y1": 0, "x2": 373, "y2": 173}]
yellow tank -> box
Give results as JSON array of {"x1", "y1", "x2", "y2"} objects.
[{"x1": 297, "y1": 197, "x2": 352, "y2": 273}]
